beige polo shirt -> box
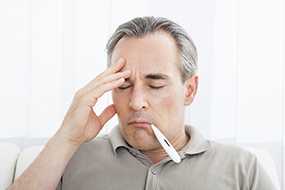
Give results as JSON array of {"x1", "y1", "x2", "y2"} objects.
[{"x1": 56, "y1": 125, "x2": 276, "y2": 190}]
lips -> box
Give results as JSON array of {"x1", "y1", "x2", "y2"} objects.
[{"x1": 128, "y1": 119, "x2": 151, "y2": 128}]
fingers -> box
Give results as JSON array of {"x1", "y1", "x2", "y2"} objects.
[
  {"x1": 81, "y1": 58, "x2": 129, "y2": 95},
  {"x1": 83, "y1": 77, "x2": 125, "y2": 107},
  {"x1": 74, "y1": 57, "x2": 130, "y2": 107},
  {"x1": 96, "y1": 58, "x2": 126, "y2": 80},
  {"x1": 85, "y1": 70, "x2": 130, "y2": 94},
  {"x1": 99, "y1": 70, "x2": 131, "y2": 85},
  {"x1": 98, "y1": 104, "x2": 116, "y2": 126}
]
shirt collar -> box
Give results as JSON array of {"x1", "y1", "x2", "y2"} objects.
[
  {"x1": 109, "y1": 124, "x2": 210, "y2": 156},
  {"x1": 182, "y1": 125, "x2": 210, "y2": 155},
  {"x1": 109, "y1": 125, "x2": 131, "y2": 154}
]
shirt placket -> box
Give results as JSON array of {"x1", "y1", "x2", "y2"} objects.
[{"x1": 145, "y1": 165, "x2": 161, "y2": 190}]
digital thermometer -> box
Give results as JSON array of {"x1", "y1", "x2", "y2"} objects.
[{"x1": 151, "y1": 124, "x2": 181, "y2": 163}]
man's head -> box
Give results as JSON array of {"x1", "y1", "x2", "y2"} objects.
[{"x1": 106, "y1": 16, "x2": 198, "y2": 151}]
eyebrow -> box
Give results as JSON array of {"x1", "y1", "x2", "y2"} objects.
[
  {"x1": 144, "y1": 73, "x2": 170, "y2": 80},
  {"x1": 123, "y1": 73, "x2": 170, "y2": 83}
]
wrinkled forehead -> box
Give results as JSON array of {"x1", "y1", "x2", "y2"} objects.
[{"x1": 110, "y1": 32, "x2": 181, "y2": 77}]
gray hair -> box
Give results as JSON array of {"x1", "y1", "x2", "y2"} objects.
[{"x1": 106, "y1": 16, "x2": 198, "y2": 81}]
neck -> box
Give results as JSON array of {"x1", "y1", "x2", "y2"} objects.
[{"x1": 142, "y1": 129, "x2": 190, "y2": 164}]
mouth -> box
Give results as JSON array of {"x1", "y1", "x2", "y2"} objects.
[{"x1": 128, "y1": 120, "x2": 151, "y2": 129}]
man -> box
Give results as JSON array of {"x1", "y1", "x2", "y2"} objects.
[{"x1": 10, "y1": 16, "x2": 276, "y2": 190}]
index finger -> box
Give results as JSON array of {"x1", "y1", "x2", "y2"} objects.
[
  {"x1": 80, "y1": 58, "x2": 127, "y2": 95},
  {"x1": 97, "y1": 58, "x2": 126, "y2": 80}
]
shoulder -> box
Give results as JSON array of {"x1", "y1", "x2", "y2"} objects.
[
  {"x1": 210, "y1": 141, "x2": 255, "y2": 157},
  {"x1": 207, "y1": 141, "x2": 278, "y2": 189},
  {"x1": 206, "y1": 141, "x2": 258, "y2": 170}
]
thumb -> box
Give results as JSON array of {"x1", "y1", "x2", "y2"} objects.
[{"x1": 98, "y1": 104, "x2": 116, "y2": 126}]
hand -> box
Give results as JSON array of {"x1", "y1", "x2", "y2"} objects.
[{"x1": 56, "y1": 58, "x2": 130, "y2": 147}]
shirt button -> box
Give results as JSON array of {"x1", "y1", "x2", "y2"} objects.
[{"x1": 151, "y1": 170, "x2": 157, "y2": 175}]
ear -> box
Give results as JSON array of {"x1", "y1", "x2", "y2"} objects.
[{"x1": 184, "y1": 75, "x2": 199, "y2": 105}]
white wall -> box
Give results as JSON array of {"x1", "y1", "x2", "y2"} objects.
[{"x1": 0, "y1": 0, "x2": 218, "y2": 138}]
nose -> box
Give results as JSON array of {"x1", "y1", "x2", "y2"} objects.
[{"x1": 129, "y1": 85, "x2": 148, "y2": 111}]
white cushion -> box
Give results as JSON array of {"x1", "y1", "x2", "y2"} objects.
[
  {"x1": 15, "y1": 145, "x2": 44, "y2": 178},
  {"x1": 0, "y1": 143, "x2": 20, "y2": 189},
  {"x1": 242, "y1": 146, "x2": 280, "y2": 190}
]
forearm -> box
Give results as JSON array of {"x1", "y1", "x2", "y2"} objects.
[
  {"x1": 8, "y1": 59, "x2": 125, "y2": 190},
  {"x1": 9, "y1": 132, "x2": 79, "y2": 190}
]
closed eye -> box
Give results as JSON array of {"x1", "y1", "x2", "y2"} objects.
[
  {"x1": 149, "y1": 85, "x2": 165, "y2": 89},
  {"x1": 118, "y1": 85, "x2": 165, "y2": 90},
  {"x1": 118, "y1": 85, "x2": 131, "y2": 90}
]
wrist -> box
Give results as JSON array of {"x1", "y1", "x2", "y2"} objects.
[{"x1": 48, "y1": 131, "x2": 81, "y2": 156}]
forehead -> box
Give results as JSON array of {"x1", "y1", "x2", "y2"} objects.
[{"x1": 111, "y1": 31, "x2": 181, "y2": 75}]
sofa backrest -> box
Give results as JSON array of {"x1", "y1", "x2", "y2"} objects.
[{"x1": 0, "y1": 143, "x2": 20, "y2": 189}]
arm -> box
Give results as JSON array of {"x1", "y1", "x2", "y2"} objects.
[
  {"x1": 8, "y1": 58, "x2": 130, "y2": 190},
  {"x1": 8, "y1": 133, "x2": 79, "y2": 190}
]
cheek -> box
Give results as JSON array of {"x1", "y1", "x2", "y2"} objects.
[
  {"x1": 164, "y1": 94, "x2": 176, "y2": 106},
  {"x1": 152, "y1": 89, "x2": 183, "y2": 109},
  {"x1": 151, "y1": 89, "x2": 185, "y2": 128},
  {"x1": 150, "y1": 93, "x2": 175, "y2": 121},
  {"x1": 112, "y1": 93, "x2": 128, "y2": 119}
]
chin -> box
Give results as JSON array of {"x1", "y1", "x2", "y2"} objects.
[
  {"x1": 126, "y1": 132, "x2": 157, "y2": 150},
  {"x1": 131, "y1": 141, "x2": 158, "y2": 151}
]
